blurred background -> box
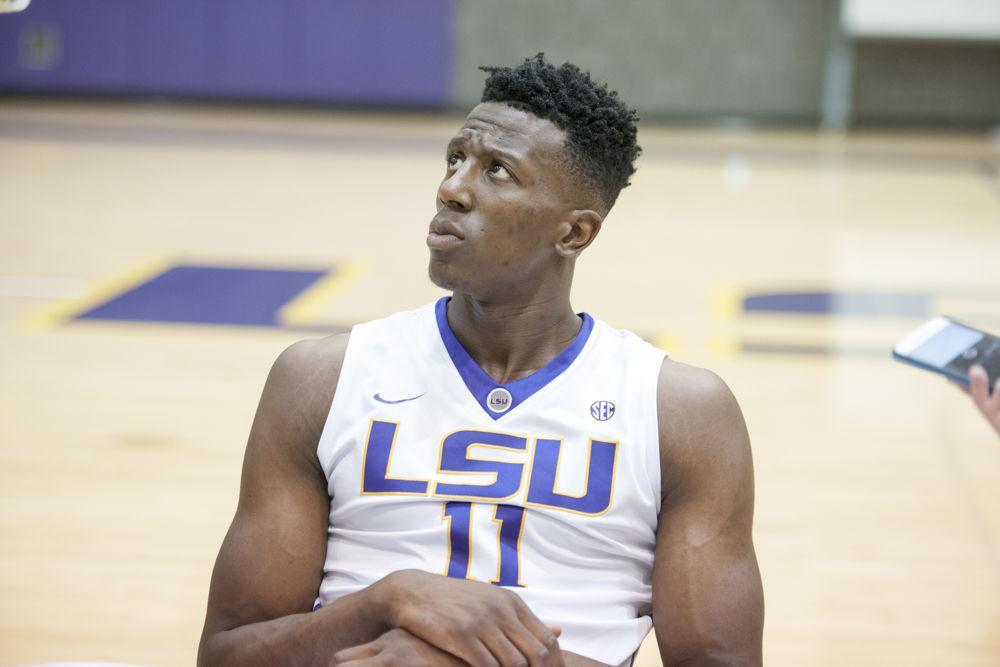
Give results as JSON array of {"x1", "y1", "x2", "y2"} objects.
[{"x1": 1, "y1": 1, "x2": 998, "y2": 665}]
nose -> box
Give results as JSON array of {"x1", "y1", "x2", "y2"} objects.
[{"x1": 437, "y1": 162, "x2": 473, "y2": 212}]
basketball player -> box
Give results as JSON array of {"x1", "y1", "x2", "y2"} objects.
[{"x1": 198, "y1": 54, "x2": 764, "y2": 666}]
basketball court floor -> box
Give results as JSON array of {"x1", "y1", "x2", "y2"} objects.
[{"x1": 1, "y1": 100, "x2": 999, "y2": 666}]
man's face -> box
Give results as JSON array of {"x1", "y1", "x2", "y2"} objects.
[{"x1": 428, "y1": 102, "x2": 576, "y2": 299}]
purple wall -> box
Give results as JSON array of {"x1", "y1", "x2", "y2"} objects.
[{"x1": 0, "y1": 0, "x2": 453, "y2": 106}]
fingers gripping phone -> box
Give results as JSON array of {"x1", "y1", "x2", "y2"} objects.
[{"x1": 893, "y1": 316, "x2": 998, "y2": 392}]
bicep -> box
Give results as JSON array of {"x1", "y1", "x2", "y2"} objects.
[
  {"x1": 203, "y1": 461, "x2": 330, "y2": 634},
  {"x1": 651, "y1": 365, "x2": 763, "y2": 665},
  {"x1": 651, "y1": 496, "x2": 762, "y2": 665},
  {"x1": 202, "y1": 339, "x2": 342, "y2": 637}
]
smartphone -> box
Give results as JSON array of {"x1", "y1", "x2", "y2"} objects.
[{"x1": 893, "y1": 316, "x2": 998, "y2": 391}]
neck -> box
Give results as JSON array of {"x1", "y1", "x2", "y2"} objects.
[{"x1": 446, "y1": 288, "x2": 582, "y2": 385}]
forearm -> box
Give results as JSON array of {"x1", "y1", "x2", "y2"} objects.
[{"x1": 199, "y1": 584, "x2": 389, "y2": 667}]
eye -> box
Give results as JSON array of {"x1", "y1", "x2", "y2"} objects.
[
  {"x1": 488, "y1": 161, "x2": 512, "y2": 180},
  {"x1": 446, "y1": 152, "x2": 464, "y2": 170}
]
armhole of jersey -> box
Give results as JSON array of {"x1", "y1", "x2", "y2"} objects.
[
  {"x1": 315, "y1": 326, "x2": 361, "y2": 481},
  {"x1": 647, "y1": 345, "x2": 668, "y2": 518}
]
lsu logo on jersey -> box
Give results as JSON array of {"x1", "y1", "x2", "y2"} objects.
[{"x1": 360, "y1": 420, "x2": 617, "y2": 516}]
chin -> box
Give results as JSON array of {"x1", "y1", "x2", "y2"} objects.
[
  {"x1": 428, "y1": 259, "x2": 458, "y2": 291},
  {"x1": 428, "y1": 259, "x2": 483, "y2": 295}
]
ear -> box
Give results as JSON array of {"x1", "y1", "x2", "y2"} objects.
[{"x1": 555, "y1": 209, "x2": 603, "y2": 258}]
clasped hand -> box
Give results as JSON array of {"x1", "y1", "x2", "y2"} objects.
[{"x1": 334, "y1": 569, "x2": 564, "y2": 667}]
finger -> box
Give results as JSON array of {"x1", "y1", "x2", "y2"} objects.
[
  {"x1": 481, "y1": 624, "x2": 531, "y2": 667},
  {"x1": 470, "y1": 638, "x2": 501, "y2": 667},
  {"x1": 502, "y1": 630, "x2": 561, "y2": 667},
  {"x1": 405, "y1": 610, "x2": 509, "y2": 667},
  {"x1": 970, "y1": 365, "x2": 990, "y2": 408},
  {"x1": 509, "y1": 603, "x2": 563, "y2": 667},
  {"x1": 421, "y1": 641, "x2": 472, "y2": 667},
  {"x1": 510, "y1": 595, "x2": 558, "y2": 643},
  {"x1": 424, "y1": 631, "x2": 499, "y2": 667},
  {"x1": 987, "y1": 372, "x2": 1000, "y2": 408},
  {"x1": 545, "y1": 625, "x2": 562, "y2": 638},
  {"x1": 333, "y1": 642, "x2": 380, "y2": 664},
  {"x1": 337, "y1": 657, "x2": 392, "y2": 667}
]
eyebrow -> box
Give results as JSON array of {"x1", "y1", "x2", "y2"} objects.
[{"x1": 446, "y1": 135, "x2": 525, "y2": 168}]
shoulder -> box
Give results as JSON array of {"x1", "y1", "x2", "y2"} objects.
[
  {"x1": 655, "y1": 358, "x2": 751, "y2": 502},
  {"x1": 656, "y1": 358, "x2": 741, "y2": 431},
  {"x1": 267, "y1": 332, "x2": 352, "y2": 415},
  {"x1": 254, "y1": 333, "x2": 352, "y2": 462},
  {"x1": 270, "y1": 333, "x2": 351, "y2": 392}
]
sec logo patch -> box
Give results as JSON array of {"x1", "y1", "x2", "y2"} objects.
[{"x1": 590, "y1": 400, "x2": 615, "y2": 421}]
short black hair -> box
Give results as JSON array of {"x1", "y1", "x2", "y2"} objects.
[{"x1": 480, "y1": 53, "x2": 641, "y2": 212}]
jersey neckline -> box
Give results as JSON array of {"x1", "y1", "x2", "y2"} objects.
[{"x1": 434, "y1": 296, "x2": 595, "y2": 421}]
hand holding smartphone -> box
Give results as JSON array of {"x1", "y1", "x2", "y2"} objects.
[{"x1": 892, "y1": 316, "x2": 998, "y2": 392}]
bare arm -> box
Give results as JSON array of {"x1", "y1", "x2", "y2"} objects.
[
  {"x1": 198, "y1": 335, "x2": 395, "y2": 666},
  {"x1": 198, "y1": 336, "x2": 569, "y2": 666},
  {"x1": 652, "y1": 360, "x2": 764, "y2": 666}
]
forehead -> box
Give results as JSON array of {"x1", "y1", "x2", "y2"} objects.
[{"x1": 454, "y1": 102, "x2": 567, "y2": 162}]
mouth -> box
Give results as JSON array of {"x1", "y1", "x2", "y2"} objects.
[
  {"x1": 426, "y1": 230, "x2": 463, "y2": 251},
  {"x1": 427, "y1": 216, "x2": 465, "y2": 251}
]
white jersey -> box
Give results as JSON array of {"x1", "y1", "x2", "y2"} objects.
[{"x1": 315, "y1": 298, "x2": 666, "y2": 666}]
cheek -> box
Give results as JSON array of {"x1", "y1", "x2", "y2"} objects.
[
  {"x1": 469, "y1": 197, "x2": 562, "y2": 268},
  {"x1": 512, "y1": 204, "x2": 560, "y2": 247},
  {"x1": 486, "y1": 212, "x2": 542, "y2": 259}
]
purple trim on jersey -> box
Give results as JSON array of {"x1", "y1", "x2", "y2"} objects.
[{"x1": 434, "y1": 296, "x2": 594, "y2": 420}]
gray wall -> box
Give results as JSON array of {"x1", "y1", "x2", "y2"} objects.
[
  {"x1": 853, "y1": 41, "x2": 1000, "y2": 126},
  {"x1": 454, "y1": 0, "x2": 1000, "y2": 127},
  {"x1": 454, "y1": 0, "x2": 834, "y2": 123}
]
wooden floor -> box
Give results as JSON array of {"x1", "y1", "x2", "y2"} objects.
[{"x1": 1, "y1": 100, "x2": 999, "y2": 666}]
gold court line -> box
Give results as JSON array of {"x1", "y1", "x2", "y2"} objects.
[
  {"x1": 21, "y1": 254, "x2": 174, "y2": 332},
  {"x1": 651, "y1": 333, "x2": 687, "y2": 355},
  {"x1": 708, "y1": 336, "x2": 741, "y2": 359},
  {"x1": 712, "y1": 287, "x2": 743, "y2": 320},
  {"x1": 278, "y1": 260, "x2": 368, "y2": 327}
]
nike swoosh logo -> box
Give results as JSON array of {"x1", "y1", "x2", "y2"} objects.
[{"x1": 373, "y1": 392, "x2": 425, "y2": 404}]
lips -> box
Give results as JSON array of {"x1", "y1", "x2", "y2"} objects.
[
  {"x1": 430, "y1": 216, "x2": 464, "y2": 240},
  {"x1": 427, "y1": 216, "x2": 464, "y2": 251},
  {"x1": 427, "y1": 231, "x2": 463, "y2": 251}
]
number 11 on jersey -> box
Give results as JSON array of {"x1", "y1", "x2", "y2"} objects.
[{"x1": 442, "y1": 502, "x2": 526, "y2": 587}]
